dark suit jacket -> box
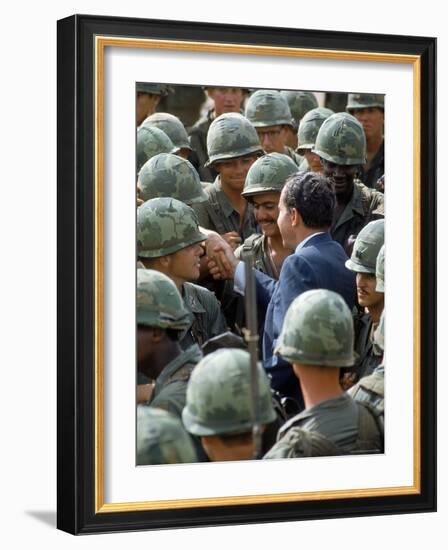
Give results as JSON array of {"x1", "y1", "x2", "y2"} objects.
[{"x1": 255, "y1": 232, "x2": 356, "y2": 409}]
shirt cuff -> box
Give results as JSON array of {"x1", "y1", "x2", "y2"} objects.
[{"x1": 233, "y1": 261, "x2": 245, "y2": 296}]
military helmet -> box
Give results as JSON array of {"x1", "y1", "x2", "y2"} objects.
[
  {"x1": 297, "y1": 107, "x2": 334, "y2": 154},
  {"x1": 205, "y1": 112, "x2": 263, "y2": 166},
  {"x1": 313, "y1": 112, "x2": 366, "y2": 165},
  {"x1": 182, "y1": 348, "x2": 276, "y2": 436},
  {"x1": 345, "y1": 219, "x2": 385, "y2": 274},
  {"x1": 138, "y1": 153, "x2": 207, "y2": 205},
  {"x1": 137, "y1": 197, "x2": 207, "y2": 258},
  {"x1": 136, "y1": 268, "x2": 191, "y2": 331},
  {"x1": 136, "y1": 82, "x2": 171, "y2": 96},
  {"x1": 373, "y1": 310, "x2": 385, "y2": 354},
  {"x1": 137, "y1": 125, "x2": 175, "y2": 173},
  {"x1": 241, "y1": 153, "x2": 298, "y2": 199},
  {"x1": 346, "y1": 93, "x2": 384, "y2": 112},
  {"x1": 280, "y1": 91, "x2": 319, "y2": 127},
  {"x1": 245, "y1": 89, "x2": 294, "y2": 128},
  {"x1": 275, "y1": 289, "x2": 355, "y2": 367},
  {"x1": 376, "y1": 244, "x2": 385, "y2": 292},
  {"x1": 137, "y1": 406, "x2": 197, "y2": 465},
  {"x1": 141, "y1": 112, "x2": 191, "y2": 152}
]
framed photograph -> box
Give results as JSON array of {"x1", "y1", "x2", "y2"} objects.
[{"x1": 57, "y1": 14, "x2": 436, "y2": 534}]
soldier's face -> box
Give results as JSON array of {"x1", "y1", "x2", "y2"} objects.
[
  {"x1": 350, "y1": 107, "x2": 384, "y2": 142},
  {"x1": 166, "y1": 242, "x2": 204, "y2": 283},
  {"x1": 256, "y1": 125, "x2": 289, "y2": 154},
  {"x1": 252, "y1": 192, "x2": 281, "y2": 238},
  {"x1": 215, "y1": 155, "x2": 257, "y2": 192},
  {"x1": 207, "y1": 87, "x2": 244, "y2": 117},
  {"x1": 321, "y1": 159, "x2": 357, "y2": 199},
  {"x1": 356, "y1": 273, "x2": 384, "y2": 309},
  {"x1": 304, "y1": 151, "x2": 323, "y2": 173}
]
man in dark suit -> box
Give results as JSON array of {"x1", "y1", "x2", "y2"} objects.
[{"x1": 209, "y1": 172, "x2": 356, "y2": 411}]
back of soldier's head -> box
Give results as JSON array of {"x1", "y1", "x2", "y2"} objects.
[
  {"x1": 182, "y1": 348, "x2": 276, "y2": 437},
  {"x1": 275, "y1": 289, "x2": 355, "y2": 368},
  {"x1": 137, "y1": 197, "x2": 207, "y2": 258},
  {"x1": 281, "y1": 171, "x2": 335, "y2": 229},
  {"x1": 141, "y1": 112, "x2": 192, "y2": 154},
  {"x1": 136, "y1": 125, "x2": 175, "y2": 173},
  {"x1": 345, "y1": 219, "x2": 385, "y2": 274},
  {"x1": 297, "y1": 107, "x2": 335, "y2": 154},
  {"x1": 137, "y1": 406, "x2": 198, "y2": 465},
  {"x1": 137, "y1": 153, "x2": 207, "y2": 205},
  {"x1": 280, "y1": 90, "x2": 319, "y2": 128}
]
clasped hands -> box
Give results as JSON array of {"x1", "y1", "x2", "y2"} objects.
[{"x1": 203, "y1": 232, "x2": 239, "y2": 280}]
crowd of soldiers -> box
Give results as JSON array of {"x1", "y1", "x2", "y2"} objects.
[{"x1": 135, "y1": 83, "x2": 385, "y2": 465}]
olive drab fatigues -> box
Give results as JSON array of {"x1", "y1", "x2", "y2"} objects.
[
  {"x1": 352, "y1": 312, "x2": 383, "y2": 382},
  {"x1": 188, "y1": 109, "x2": 217, "y2": 183},
  {"x1": 359, "y1": 141, "x2": 384, "y2": 190},
  {"x1": 192, "y1": 176, "x2": 258, "y2": 241},
  {"x1": 348, "y1": 364, "x2": 385, "y2": 418},
  {"x1": 284, "y1": 146, "x2": 304, "y2": 168},
  {"x1": 180, "y1": 282, "x2": 227, "y2": 350},
  {"x1": 263, "y1": 394, "x2": 383, "y2": 458},
  {"x1": 235, "y1": 234, "x2": 282, "y2": 280},
  {"x1": 148, "y1": 344, "x2": 203, "y2": 418},
  {"x1": 331, "y1": 181, "x2": 384, "y2": 254}
]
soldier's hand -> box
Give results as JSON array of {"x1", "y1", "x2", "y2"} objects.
[
  {"x1": 208, "y1": 243, "x2": 238, "y2": 280},
  {"x1": 222, "y1": 231, "x2": 242, "y2": 250}
]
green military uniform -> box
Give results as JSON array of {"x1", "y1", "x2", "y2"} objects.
[
  {"x1": 264, "y1": 289, "x2": 383, "y2": 458},
  {"x1": 137, "y1": 197, "x2": 228, "y2": 349},
  {"x1": 180, "y1": 282, "x2": 228, "y2": 349},
  {"x1": 148, "y1": 343, "x2": 203, "y2": 417},
  {"x1": 193, "y1": 176, "x2": 258, "y2": 240},
  {"x1": 137, "y1": 405, "x2": 198, "y2": 465},
  {"x1": 284, "y1": 146, "x2": 304, "y2": 167},
  {"x1": 188, "y1": 108, "x2": 217, "y2": 182},
  {"x1": 235, "y1": 234, "x2": 278, "y2": 279}
]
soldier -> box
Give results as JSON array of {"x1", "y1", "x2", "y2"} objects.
[
  {"x1": 136, "y1": 82, "x2": 170, "y2": 126},
  {"x1": 296, "y1": 107, "x2": 334, "y2": 172},
  {"x1": 313, "y1": 112, "x2": 384, "y2": 254},
  {"x1": 245, "y1": 89, "x2": 303, "y2": 166},
  {"x1": 237, "y1": 153, "x2": 298, "y2": 279},
  {"x1": 137, "y1": 406, "x2": 198, "y2": 465},
  {"x1": 280, "y1": 90, "x2": 319, "y2": 150},
  {"x1": 264, "y1": 289, "x2": 383, "y2": 459},
  {"x1": 155, "y1": 84, "x2": 206, "y2": 130},
  {"x1": 192, "y1": 112, "x2": 264, "y2": 248},
  {"x1": 137, "y1": 197, "x2": 227, "y2": 350},
  {"x1": 137, "y1": 153, "x2": 208, "y2": 206},
  {"x1": 141, "y1": 112, "x2": 193, "y2": 161},
  {"x1": 136, "y1": 268, "x2": 199, "y2": 418},
  {"x1": 136, "y1": 125, "x2": 175, "y2": 174},
  {"x1": 346, "y1": 93, "x2": 384, "y2": 189},
  {"x1": 189, "y1": 86, "x2": 246, "y2": 182},
  {"x1": 182, "y1": 349, "x2": 277, "y2": 461},
  {"x1": 344, "y1": 220, "x2": 385, "y2": 385},
  {"x1": 348, "y1": 245, "x2": 385, "y2": 418}
]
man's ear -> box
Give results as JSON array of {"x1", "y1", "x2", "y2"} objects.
[
  {"x1": 150, "y1": 327, "x2": 165, "y2": 343},
  {"x1": 290, "y1": 207, "x2": 303, "y2": 228}
]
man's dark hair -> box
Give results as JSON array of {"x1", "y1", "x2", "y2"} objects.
[{"x1": 282, "y1": 171, "x2": 335, "y2": 229}]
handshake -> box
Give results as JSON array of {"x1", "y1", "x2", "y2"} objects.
[{"x1": 204, "y1": 232, "x2": 240, "y2": 280}]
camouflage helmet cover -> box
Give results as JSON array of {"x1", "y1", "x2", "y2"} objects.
[
  {"x1": 205, "y1": 112, "x2": 264, "y2": 166},
  {"x1": 138, "y1": 153, "x2": 207, "y2": 205},
  {"x1": 137, "y1": 406, "x2": 197, "y2": 465},
  {"x1": 136, "y1": 268, "x2": 191, "y2": 331},
  {"x1": 137, "y1": 125, "x2": 175, "y2": 173},
  {"x1": 313, "y1": 112, "x2": 367, "y2": 165},
  {"x1": 275, "y1": 289, "x2": 355, "y2": 367},
  {"x1": 137, "y1": 197, "x2": 207, "y2": 258},
  {"x1": 280, "y1": 90, "x2": 319, "y2": 126},
  {"x1": 245, "y1": 89, "x2": 294, "y2": 128},
  {"x1": 241, "y1": 152, "x2": 299, "y2": 199},
  {"x1": 182, "y1": 348, "x2": 276, "y2": 436},
  {"x1": 141, "y1": 112, "x2": 191, "y2": 152},
  {"x1": 376, "y1": 244, "x2": 385, "y2": 292},
  {"x1": 297, "y1": 107, "x2": 335, "y2": 153},
  {"x1": 345, "y1": 219, "x2": 385, "y2": 274},
  {"x1": 346, "y1": 93, "x2": 385, "y2": 112}
]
